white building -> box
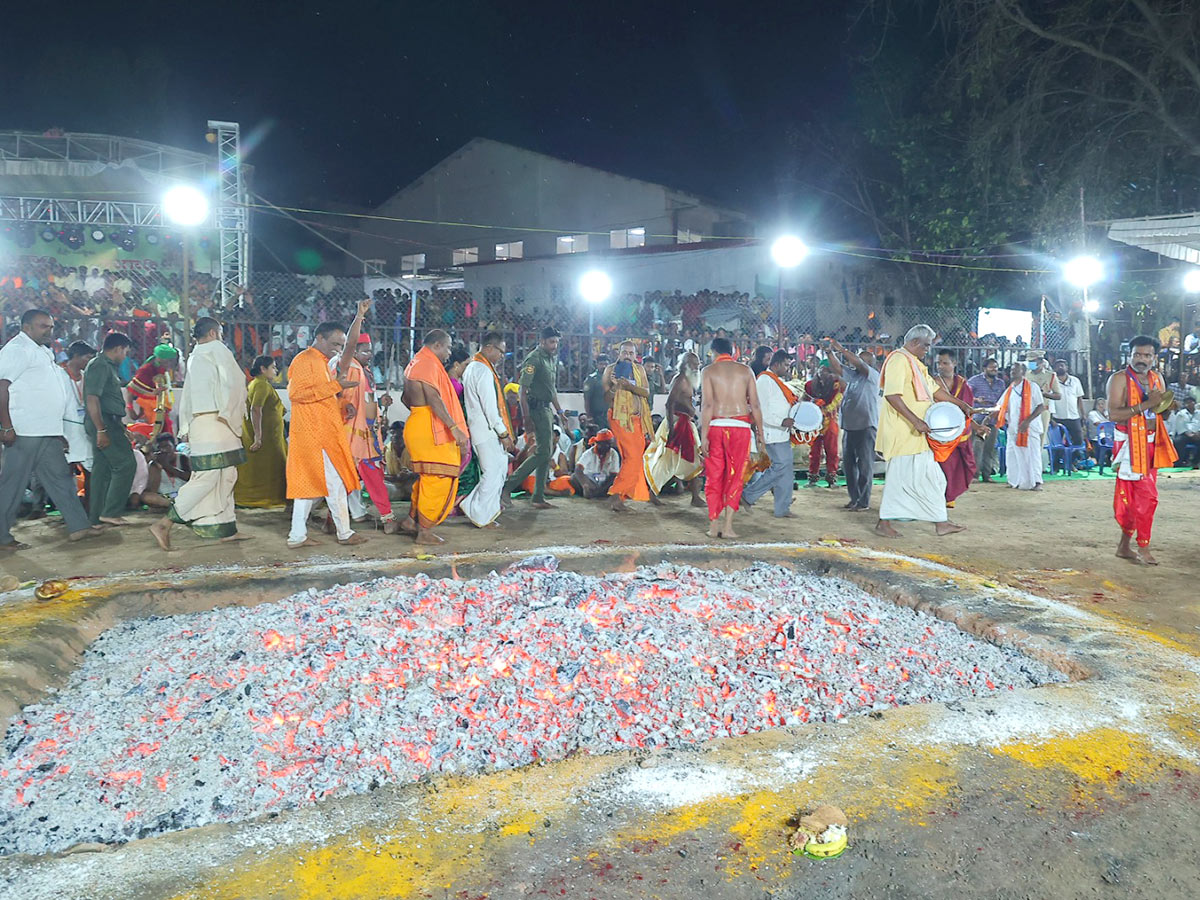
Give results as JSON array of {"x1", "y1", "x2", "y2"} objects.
[{"x1": 347, "y1": 138, "x2": 754, "y2": 273}]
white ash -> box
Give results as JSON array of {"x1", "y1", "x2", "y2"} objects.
[{"x1": 0, "y1": 556, "x2": 1064, "y2": 855}]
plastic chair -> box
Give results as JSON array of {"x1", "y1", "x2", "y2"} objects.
[
  {"x1": 1047, "y1": 422, "x2": 1088, "y2": 474},
  {"x1": 1092, "y1": 422, "x2": 1115, "y2": 474}
]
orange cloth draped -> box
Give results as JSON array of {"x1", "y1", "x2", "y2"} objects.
[
  {"x1": 524, "y1": 474, "x2": 574, "y2": 495},
  {"x1": 879, "y1": 350, "x2": 932, "y2": 402},
  {"x1": 764, "y1": 370, "x2": 798, "y2": 405},
  {"x1": 404, "y1": 406, "x2": 460, "y2": 528},
  {"x1": 474, "y1": 352, "x2": 514, "y2": 436},
  {"x1": 1121, "y1": 368, "x2": 1177, "y2": 474},
  {"x1": 286, "y1": 347, "x2": 360, "y2": 499},
  {"x1": 607, "y1": 412, "x2": 651, "y2": 501},
  {"x1": 996, "y1": 379, "x2": 1033, "y2": 447},
  {"x1": 929, "y1": 374, "x2": 974, "y2": 462},
  {"x1": 404, "y1": 347, "x2": 467, "y2": 445},
  {"x1": 344, "y1": 358, "x2": 381, "y2": 462}
]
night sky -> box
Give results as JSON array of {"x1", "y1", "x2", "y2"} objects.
[{"x1": 1, "y1": 1, "x2": 849, "y2": 225}]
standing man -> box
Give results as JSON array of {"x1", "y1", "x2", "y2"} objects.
[
  {"x1": 966, "y1": 358, "x2": 1006, "y2": 482},
  {"x1": 59, "y1": 340, "x2": 96, "y2": 497},
  {"x1": 460, "y1": 332, "x2": 515, "y2": 528},
  {"x1": 644, "y1": 350, "x2": 705, "y2": 506},
  {"x1": 0, "y1": 309, "x2": 102, "y2": 550},
  {"x1": 1108, "y1": 335, "x2": 1176, "y2": 565},
  {"x1": 334, "y1": 313, "x2": 397, "y2": 534},
  {"x1": 604, "y1": 340, "x2": 657, "y2": 512},
  {"x1": 504, "y1": 328, "x2": 568, "y2": 509},
  {"x1": 996, "y1": 362, "x2": 1047, "y2": 491},
  {"x1": 583, "y1": 356, "x2": 609, "y2": 426},
  {"x1": 1025, "y1": 351, "x2": 1061, "y2": 436},
  {"x1": 1051, "y1": 357, "x2": 1088, "y2": 471},
  {"x1": 285, "y1": 318, "x2": 368, "y2": 549},
  {"x1": 84, "y1": 331, "x2": 138, "y2": 527},
  {"x1": 127, "y1": 344, "x2": 178, "y2": 432},
  {"x1": 829, "y1": 339, "x2": 880, "y2": 512},
  {"x1": 803, "y1": 359, "x2": 844, "y2": 487},
  {"x1": 932, "y1": 349, "x2": 978, "y2": 507},
  {"x1": 700, "y1": 336, "x2": 765, "y2": 539},
  {"x1": 742, "y1": 350, "x2": 798, "y2": 518},
  {"x1": 400, "y1": 329, "x2": 469, "y2": 544},
  {"x1": 874, "y1": 325, "x2": 971, "y2": 538},
  {"x1": 149, "y1": 317, "x2": 249, "y2": 550},
  {"x1": 1169, "y1": 396, "x2": 1200, "y2": 467}
]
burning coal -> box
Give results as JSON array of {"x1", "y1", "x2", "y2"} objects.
[{"x1": 0, "y1": 557, "x2": 1064, "y2": 854}]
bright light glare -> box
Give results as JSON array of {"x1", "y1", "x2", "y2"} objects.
[
  {"x1": 1184, "y1": 269, "x2": 1200, "y2": 294},
  {"x1": 1063, "y1": 255, "x2": 1104, "y2": 289},
  {"x1": 579, "y1": 270, "x2": 612, "y2": 304},
  {"x1": 770, "y1": 235, "x2": 809, "y2": 268},
  {"x1": 162, "y1": 185, "x2": 210, "y2": 227},
  {"x1": 977, "y1": 308, "x2": 1032, "y2": 344},
  {"x1": 1083, "y1": 299, "x2": 1100, "y2": 313}
]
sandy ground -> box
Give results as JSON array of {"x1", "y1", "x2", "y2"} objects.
[{"x1": 2, "y1": 468, "x2": 1200, "y2": 899}]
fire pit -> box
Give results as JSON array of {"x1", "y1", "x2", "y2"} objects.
[{"x1": 0, "y1": 556, "x2": 1065, "y2": 855}]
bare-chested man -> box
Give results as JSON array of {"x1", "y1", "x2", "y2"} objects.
[
  {"x1": 1107, "y1": 334, "x2": 1176, "y2": 566},
  {"x1": 645, "y1": 351, "x2": 705, "y2": 506},
  {"x1": 699, "y1": 336, "x2": 765, "y2": 538}
]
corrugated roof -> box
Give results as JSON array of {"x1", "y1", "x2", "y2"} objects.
[{"x1": 1107, "y1": 212, "x2": 1200, "y2": 264}]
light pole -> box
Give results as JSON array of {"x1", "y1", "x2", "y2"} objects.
[
  {"x1": 770, "y1": 235, "x2": 809, "y2": 340},
  {"x1": 579, "y1": 270, "x2": 612, "y2": 336},
  {"x1": 1182, "y1": 268, "x2": 1200, "y2": 390},
  {"x1": 162, "y1": 184, "x2": 211, "y2": 353},
  {"x1": 1063, "y1": 255, "x2": 1104, "y2": 397}
]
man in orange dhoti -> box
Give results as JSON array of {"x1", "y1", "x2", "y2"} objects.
[
  {"x1": 1108, "y1": 334, "x2": 1177, "y2": 566},
  {"x1": 604, "y1": 340, "x2": 658, "y2": 512},
  {"x1": 401, "y1": 329, "x2": 468, "y2": 544},
  {"x1": 285, "y1": 306, "x2": 369, "y2": 549}
]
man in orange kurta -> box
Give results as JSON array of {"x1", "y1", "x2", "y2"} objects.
[
  {"x1": 603, "y1": 340, "x2": 658, "y2": 512},
  {"x1": 285, "y1": 310, "x2": 369, "y2": 549},
  {"x1": 400, "y1": 329, "x2": 469, "y2": 544}
]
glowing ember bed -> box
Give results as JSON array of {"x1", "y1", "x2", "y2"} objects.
[{"x1": 0, "y1": 556, "x2": 1065, "y2": 855}]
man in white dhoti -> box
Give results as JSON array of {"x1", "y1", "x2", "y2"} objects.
[
  {"x1": 644, "y1": 351, "x2": 704, "y2": 505},
  {"x1": 875, "y1": 324, "x2": 972, "y2": 537},
  {"x1": 460, "y1": 332, "x2": 515, "y2": 527},
  {"x1": 149, "y1": 318, "x2": 249, "y2": 550},
  {"x1": 996, "y1": 361, "x2": 1046, "y2": 491}
]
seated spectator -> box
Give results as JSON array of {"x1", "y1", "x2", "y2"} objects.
[
  {"x1": 569, "y1": 428, "x2": 620, "y2": 499},
  {"x1": 1169, "y1": 396, "x2": 1200, "y2": 469},
  {"x1": 140, "y1": 433, "x2": 191, "y2": 508}
]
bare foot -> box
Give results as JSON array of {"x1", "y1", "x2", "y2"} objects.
[
  {"x1": 500, "y1": 495, "x2": 514, "y2": 509},
  {"x1": 338, "y1": 533, "x2": 369, "y2": 546},
  {"x1": 322, "y1": 515, "x2": 337, "y2": 535},
  {"x1": 0, "y1": 541, "x2": 30, "y2": 552},
  {"x1": 1116, "y1": 536, "x2": 1137, "y2": 561},
  {"x1": 936, "y1": 520, "x2": 967, "y2": 535},
  {"x1": 398, "y1": 517, "x2": 418, "y2": 535},
  {"x1": 415, "y1": 529, "x2": 445, "y2": 545},
  {"x1": 691, "y1": 495, "x2": 707, "y2": 509},
  {"x1": 220, "y1": 533, "x2": 253, "y2": 543},
  {"x1": 648, "y1": 493, "x2": 663, "y2": 507},
  {"x1": 1137, "y1": 546, "x2": 1158, "y2": 566},
  {"x1": 532, "y1": 500, "x2": 554, "y2": 510},
  {"x1": 67, "y1": 527, "x2": 103, "y2": 543},
  {"x1": 382, "y1": 518, "x2": 400, "y2": 535},
  {"x1": 707, "y1": 520, "x2": 722, "y2": 539},
  {"x1": 609, "y1": 497, "x2": 627, "y2": 513},
  {"x1": 148, "y1": 520, "x2": 171, "y2": 551},
  {"x1": 722, "y1": 526, "x2": 740, "y2": 539},
  {"x1": 287, "y1": 537, "x2": 322, "y2": 549},
  {"x1": 875, "y1": 520, "x2": 901, "y2": 537},
  {"x1": 99, "y1": 516, "x2": 131, "y2": 527}
]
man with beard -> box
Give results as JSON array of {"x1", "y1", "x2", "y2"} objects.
[
  {"x1": 996, "y1": 362, "x2": 1047, "y2": 491},
  {"x1": 644, "y1": 350, "x2": 705, "y2": 506},
  {"x1": 603, "y1": 340, "x2": 657, "y2": 512},
  {"x1": 570, "y1": 428, "x2": 621, "y2": 498},
  {"x1": 742, "y1": 350, "x2": 798, "y2": 517},
  {"x1": 335, "y1": 324, "x2": 397, "y2": 533},
  {"x1": 1108, "y1": 335, "x2": 1176, "y2": 565},
  {"x1": 700, "y1": 336, "x2": 765, "y2": 539}
]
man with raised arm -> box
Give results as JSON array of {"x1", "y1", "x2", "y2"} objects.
[
  {"x1": 874, "y1": 324, "x2": 973, "y2": 538},
  {"x1": 699, "y1": 336, "x2": 765, "y2": 539},
  {"x1": 1107, "y1": 334, "x2": 1176, "y2": 566},
  {"x1": 828, "y1": 338, "x2": 880, "y2": 511}
]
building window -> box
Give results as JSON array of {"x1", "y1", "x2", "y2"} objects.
[
  {"x1": 401, "y1": 253, "x2": 426, "y2": 272},
  {"x1": 677, "y1": 228, "x2": 702, "y2": 244},
  {"x1": 610, "y1": 226, "x2": 646, "y2": 249},
  {"x1": 484, "y1": 286, "x2": 502, "y2": 304},
  {"x1": 556, "y1": 234, "x2": 588, "y2": 254},
  {"x1": 495, "y1": 241, "x2": 524, "y2": 260},
  {"x1": 452, "y1": 247, "x2": 478, "y2": 266}
]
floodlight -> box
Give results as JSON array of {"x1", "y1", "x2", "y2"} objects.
[
  {"x1": 1083, "y1": 299, "x2": 1100, "y2": 313},
  {"x1": 579, "y1": 270, "x2": 612, "y2": 304},
  {"x1": 162, "y1": 184, "x2": 210, "y2": 227},
  {"x1": 1063, "y1": 255, "x2": 1104, "y2": 289},
  {"x1": 1183, "y1": 268, "x2": 1200, "y2": 294},
  {"x1": 770, "y1": 235, "x2": 809, "y2": 268}
]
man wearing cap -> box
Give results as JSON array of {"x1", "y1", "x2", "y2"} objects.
[
  {"x1": 504, "y1": 328, "x2": 568, "y2": 509},
  {"x1": 804, "y1": 357, "x2": 844, "y2": 488},
  {"x1": 875, "y1": 325, "x2": 972, "y2": 538},
  {"x1": 127, "y1": 343, "x2": 177, "y2": 432},
  {"x1": 570, "y1": 429, "x2": 621, "y2": 498}
]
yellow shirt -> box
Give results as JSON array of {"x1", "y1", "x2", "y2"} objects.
[{"x1": 876, "y1": 350, "x2": 936, "y2": 460}]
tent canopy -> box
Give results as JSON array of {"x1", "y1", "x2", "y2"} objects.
[{"x1": 1107, "y1": 212, "x2": 1200, "y2": 264}]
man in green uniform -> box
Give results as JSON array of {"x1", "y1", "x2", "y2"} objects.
[
  {"x1": 504, "y1": 327, "x2": 569, "y2": 509},
  {"x1": 84, "y1": 331, "x2": 138, "y2": 526}
]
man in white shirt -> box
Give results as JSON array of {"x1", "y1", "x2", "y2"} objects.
[
  {"x1": 459, "y1": 333, "x2": 516, "y2": 527},
  {"x1": 1184, "y1": 325, "x2": 1200, "y2": 355},
  {"x1": 999, "y1": 362, "x2": 1047, "y2": 491},
  {"x1": 83, "y1": 268, "x2": 105, "y2": 297},
  {"x1": 742, "y1": 350, "x2": 797, "y2": 517},
  {"x1": 570, "y1": 429, "x2": 621, "y2": 498},
  {"x1": 1169, "y1": 396, "x2": 1200, "y2": 468},
  {"x1": 1051, "y1": 358, "x2": 1087, "y2": 472},
  {"x1": 0, "y1": 309, "x2": 103, "y2": 550}
]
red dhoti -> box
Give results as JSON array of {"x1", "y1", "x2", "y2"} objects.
[
  {"x1": 1114, "y1": 471, "x2": 1158, "y2": 547},
  {"x1": 357, "y1": 458, "x2": 393, "y2": 519},
  {"x1": 704, "y1": 418, "x2": 753, "y2": 520},
  {"x1": 808, "y1": 422, "x2": 839, "y2": 478}
]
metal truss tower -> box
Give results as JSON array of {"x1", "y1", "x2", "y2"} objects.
[{"x1": 207, "y1": 120, "x2": 249, "y2": 308}]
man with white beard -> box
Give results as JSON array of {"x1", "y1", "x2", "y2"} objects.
[
  {"x1": 996, "y1": 361, "x2": 1047, "y2": 491},
  {"x1": 644, "y1": 350, "x2": 705, "y2": 506}
]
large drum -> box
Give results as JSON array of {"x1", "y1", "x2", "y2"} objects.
[
  {"x1": 924, "y1": 401, "x2": 967, "y2": 442},
  {"x1": 789, "y1": 400, "x2": 824, "y2": 444}
]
